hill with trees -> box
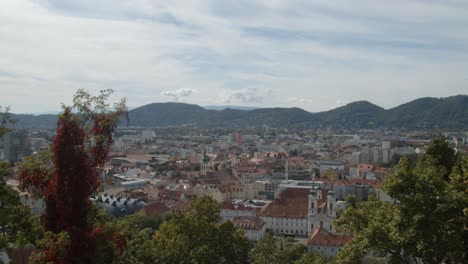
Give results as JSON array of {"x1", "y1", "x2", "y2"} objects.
[{"x1": 7, "y1": 95, "x2": 468, "y2": 130}]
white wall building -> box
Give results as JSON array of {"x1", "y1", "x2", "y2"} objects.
[{"x1": 232, "y1": 216, "x2": 266, "y2": 242}]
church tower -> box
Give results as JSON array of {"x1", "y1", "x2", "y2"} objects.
[
  {"x1": 200, "y1": 150, "x2": 209, "y2": 176},
  {"x1": 327, "y1": 190, "x2": 336, "y2": 217},
  {"x1": 308, "y1": 187, "x2": 318, "y2": 216}
]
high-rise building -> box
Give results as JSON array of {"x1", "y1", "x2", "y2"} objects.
[{"x1": 3, "y1": 129, "x2": 31, "y2": 163}]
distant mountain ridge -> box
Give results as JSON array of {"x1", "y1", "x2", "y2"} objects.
[{"x1": 8, "y1": 95, "x2": 468, "y2": 130}]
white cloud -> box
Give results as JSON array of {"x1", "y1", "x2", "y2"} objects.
[
  {"x1": 335, "y1": 99, "x2": 349, "y2": 106},
  {"x1": 288, "y1": 97, "x2": 314, "y2": 104},
  {"x1": 220, "y1": 87, "x2": 273, "y2": 105},
  {"x1": 222, "y1": 88, "x2": 265, "y2": 104},
  {"x1": 161, "y1": 88, "x2": 195, "y2": 102}
]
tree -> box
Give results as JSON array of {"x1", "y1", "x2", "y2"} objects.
[
  {"x1": 335, "y1": 195, "x2": 402, "y2": 263},
  {"x1": 295, "y1": 251, "x2": 329, "y2": 264},
  {"x1": 321, "y1": 169, "x2": 337, "y2": 182},
  {"x1": 335, "y1": 138, "x2": 467, "y2": 263},
  {"x1": 250, "y1": 234, "x2": 314, "y2": 264},
  {"x1": 0, "y1": 106, "x2": 15, "y2": 137},
  {"x1": 250, "y1": 234, "x2": 278, "y2": 264},
  {"x1": 422, "y1": 136, "x2": 456, "y2": 179},
  {"x1": 344, "y1": 194, "x2": 357, "y2": 209},
  {"x1": 126, "y1": 196, "x2": 251, "y2": 263},
  {"x1": 0, "y1": 161, "x2": 38, "y2": 260},
  {"x1": 29, "y1": 232, "x2": 70, "y2": 264},
  {"x1": 0, "y1": 107, "x2": 39, "y2": 262},
  {"x1": 17, "y1": 150, "x2": 53, "y2": 198},
  {"x1": 18, "y1": 89, "x2": 127, "y2": 263}
]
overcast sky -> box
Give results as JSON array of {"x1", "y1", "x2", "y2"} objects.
[{"x1": 1, "y1": 0, "x2": 467, "y2": 113}]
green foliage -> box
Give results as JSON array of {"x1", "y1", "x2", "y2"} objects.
[
  {"x1": 295, "y1": 251, "x2": 330, "y2": 264},
  {"x1": 117, "y1": 214, "x2": 166, "y2": 240},
  {"x1": 70, "y1": 88, "x2": 128, "y2": 124},
  {"x1": 344, "y1": 195, "x2": 357, "y2": 209},
  {"x1": 123, "y1": 196, "x2": 251, "y2": 263},
  {"x1": 335, "y1": 138, "x2": 468, "y2": 263},
  {"x1": 387, "y1": 153, "x2": 419, "y2": 168},
  {"x1": 0, "y1": 106, "x2": 15, "y2": 138},
  {"x1": 0, "y1": 161, "x2": 40, "y2": 259},
  {"x1": 335, "y1": 196, "x2": 402, "y2": 263},
  {"x1": 18, "y1": 149, "x2": 53, "y2": 198},
  {"x1": 422, "y1": 137, "x2": 456, "y2": 179},
  {"x1": 0, "y1": 128, "x2": 40, "y2": 259},
  {"x1": 250, "y1": 234, "x2": 320, "y2": 264},
  {"x1": 29, "y1": 232, "x2": 70, "y2": 264}
]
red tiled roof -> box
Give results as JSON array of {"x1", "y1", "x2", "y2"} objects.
[
  {"x1": 308, "y1": 227, "x2": 352, "y2": 247},
  {"x1": 144, "y1": 202, "x2": 170, "y2": 216},
  {"x1": 259, "y1": 188, "x2": 309, "y2": 219},
  {"x1": 214, "y1": 152, "x2": 228, "y2": 162},
  {"x1": 358, "y1": 164, "x2": 374, "y2": 172},
  {"x1": 232, "y1": 216, "x2": 265, "y2": 231},
  {"x1": 201, "y1": 178, "x2": 223, "y2": 186},
  {"x1": 187, "y1": 154, "x2": 202, "y2": 164}
]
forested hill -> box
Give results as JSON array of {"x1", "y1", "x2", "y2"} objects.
[{"x1": 8, "y1": 95, "x2": 468, "y2": 130}]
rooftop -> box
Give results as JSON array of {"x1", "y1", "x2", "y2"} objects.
[
  {"x1": 232, "y1": 216, "x2": 265, "y2": 231},
  {"x1": 308, "y1": 227, "x2": 352, "y2": 247},
  {"x1": 259, "y1": 188, "x2": 309, "y2": 219}
]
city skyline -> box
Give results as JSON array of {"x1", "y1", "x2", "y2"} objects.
[{"x1": 1, "y1": 0, "x2": 468, "y2": 113}]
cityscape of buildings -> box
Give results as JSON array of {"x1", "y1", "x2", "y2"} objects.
[{"x1": 3, "y1": 126, "x2": 468, "y2": 258}]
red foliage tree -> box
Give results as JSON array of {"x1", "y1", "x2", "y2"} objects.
[
  {"x1": 19, "y1": 89, "x2": 127, "y2": 263},
  {"x1": 44, "y1": 108, "x2": 98, "y2": 260}
]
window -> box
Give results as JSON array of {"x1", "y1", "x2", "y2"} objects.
[
  {"x1": 320, "y1": 221, "x2": 323, "y2": 228},
  {"x1": 311, "y1": 202, "x2": 314, "y2": 208},
  {"x1": 330, "y1": 203, "x2": 333, "y2": 210},
  {"x1": 330, "y1": 225, "x2": 332, "y2": 231},
  {"x1": 311, "y1": 224, "x2": 314, "y2": 229}
]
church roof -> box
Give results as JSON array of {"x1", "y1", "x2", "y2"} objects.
[
  {"x1": 308, "y1": 227, "x2": 352, "y2": 247},
  {"x1": 259, "y1": 188, "x2": 309, "y2": 219},
  {"x1": 232, "y1": 216, "x2": 265, "y2": 231}
]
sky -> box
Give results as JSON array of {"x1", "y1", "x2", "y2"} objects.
[{"x1": 0, "y1": 0, "x2": 467, "y2": 113}]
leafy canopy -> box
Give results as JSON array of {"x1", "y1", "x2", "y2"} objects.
[{"x1": 335, "y1": 138, "x2": 468, "y2": 264}]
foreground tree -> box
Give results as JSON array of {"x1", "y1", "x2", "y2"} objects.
[
  {"x1": 0, "y1": 161, "x2": 39, "y2": 262},
  {"x1": 19, "y1": 89, "x2": 127, "y2": 263},
  {"x1": 121, "y1": 196, "x2": 251, "y2": 264},
  {"x1": 335, "y1": 138, "x2": 468, "y2": 263},
  {"x1": 250, "y1": 233, "x2": 329, "y2": 264},
  {"x1": 0, "y1": 107, "x2": 32, "y2": 257}
]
